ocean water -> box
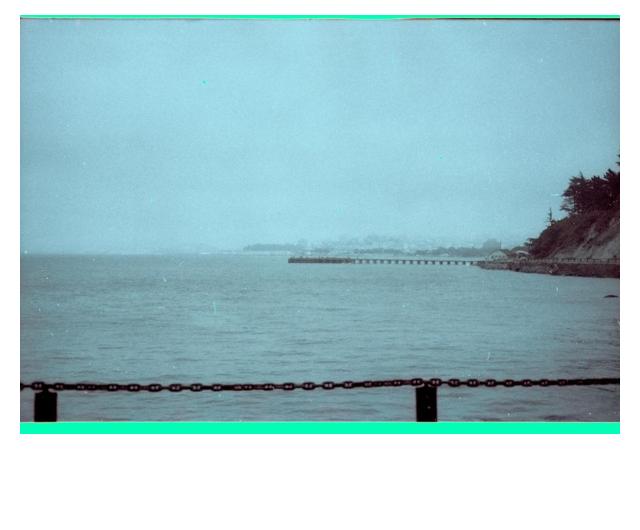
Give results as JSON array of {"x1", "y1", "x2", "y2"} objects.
[{"x1": 20, "y1": 255, "x2": 620, "y2": 421}]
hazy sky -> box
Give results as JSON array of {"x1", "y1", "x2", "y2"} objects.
[{"x1": 21, "y1": 19, "x2": 619, "y2": 253}]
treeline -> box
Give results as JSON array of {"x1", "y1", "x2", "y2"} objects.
[
  {"x1": 526, "y1": 157, "x2": 620, "y2": 258},
  {"x1": 560, "y1": 161, "x2": 620, "y2": 216}
]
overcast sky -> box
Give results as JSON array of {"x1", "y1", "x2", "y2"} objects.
[{"x1": 21, "y1": 19, "x2": 619, "y2": 253}]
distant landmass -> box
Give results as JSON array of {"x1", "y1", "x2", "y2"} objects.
[
  {"x1": 244, "y1": 238, "x2": 503, "y2": 257},
  {"x1": 243, "y1": 244, "x2": 304, "y2": 252}
]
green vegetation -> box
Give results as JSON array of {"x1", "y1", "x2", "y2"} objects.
[
  {"x1": 528, "y1": 159, "x2": 620, "y2": 258},
  {"x1": 560, "y1": 166, "x2": 619, "y2": 215}
]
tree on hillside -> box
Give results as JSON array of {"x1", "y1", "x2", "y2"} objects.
[
  {"x1": 547, "y1": 207, "x2": 555, "y2": 226},
  {"x1": 603, "y1": 168, "x2": 620, "y2": 210},
  {"x1": 526, "y1": 156, "x2": 619, "y2": 259},
  {"x1": 560, "y1": 173, "x2": 586, "y2": 214},
  {"x1": 560, "y1": 163, "x2": 620, "y2": 216}
]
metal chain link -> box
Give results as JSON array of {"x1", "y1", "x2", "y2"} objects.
[{"x1": 20, "y1": 377, "x2": 620, "y2": 392}]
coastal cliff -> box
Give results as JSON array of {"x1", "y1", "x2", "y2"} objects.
[
  {"x1": 528, "y1": 211, "x2": 619, "y2": 261},
  {"x1": 481, "y1": 162, "x2": 620, "y2": 278},
  {"x1": 478, "y1": 211, "x2": 620, "y2": 278}
]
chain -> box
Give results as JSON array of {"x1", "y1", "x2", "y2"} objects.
[{"x1": 20, "y1": 377, "x2": 620, "y2": 392}]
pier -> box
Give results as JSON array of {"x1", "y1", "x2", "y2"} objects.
[
  {"x1": 288, "y1": 256, "x2": 482, "y2": 265},
  {"x1": 287, "y1": 256, "x2": 620, "y2": 277}
]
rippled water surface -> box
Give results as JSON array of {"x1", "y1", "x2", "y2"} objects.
[{"x1": 20, "y1": 255, "x2": 620, "y2": 421}]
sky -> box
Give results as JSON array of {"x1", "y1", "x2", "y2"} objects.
[{"x1": 21, "y1": 19, "x2": 619, "y2": 253}]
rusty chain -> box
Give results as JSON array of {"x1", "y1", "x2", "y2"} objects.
[{"x1": 20, "y1": 377, "x2": 620, "y2": 392}]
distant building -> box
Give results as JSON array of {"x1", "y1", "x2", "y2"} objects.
[
  {"x1": 488, "y1": 249, "x2": 510, "y2": 261},
  {"x1": 482, "y1": 239, "x2": 502, "y2": 252}
]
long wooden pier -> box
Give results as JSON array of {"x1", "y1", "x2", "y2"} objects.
[
  {"x1": 288, "y1": 256, "x2": 482, "y2": 265},
  {"x1": 288, "y1": 256, "x2": 619, "y2": 267}
]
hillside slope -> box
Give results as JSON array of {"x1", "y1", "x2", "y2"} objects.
[{"x1": 529, "y1": 211, "x2": 619, "y2": 260}]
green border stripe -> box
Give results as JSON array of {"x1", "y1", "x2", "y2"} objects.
[
  {"x1": 20, "y1": 15, "x2": 620, "y2": 20},
  {"x1": 20, "y1": 422, "x2": 620, "y2": 434}
]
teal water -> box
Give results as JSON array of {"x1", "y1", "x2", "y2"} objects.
[{"x1": 20, "y1": 255, "x2": 620, "y2": 421}]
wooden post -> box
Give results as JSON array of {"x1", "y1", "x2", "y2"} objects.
[
  {"x1": 34, "y1": 389, "x2": 58, "y2": 422},
  {"x1": 415, "y1": 385, "x2": 437, "y2": 422}
]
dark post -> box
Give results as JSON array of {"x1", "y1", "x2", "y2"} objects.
[
  {"x1": 415, "y1": 385, "x2": 437, "y2": 422},
  {"x1": 34, "y1": 389, "x2": 58, "y2": 422}
]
